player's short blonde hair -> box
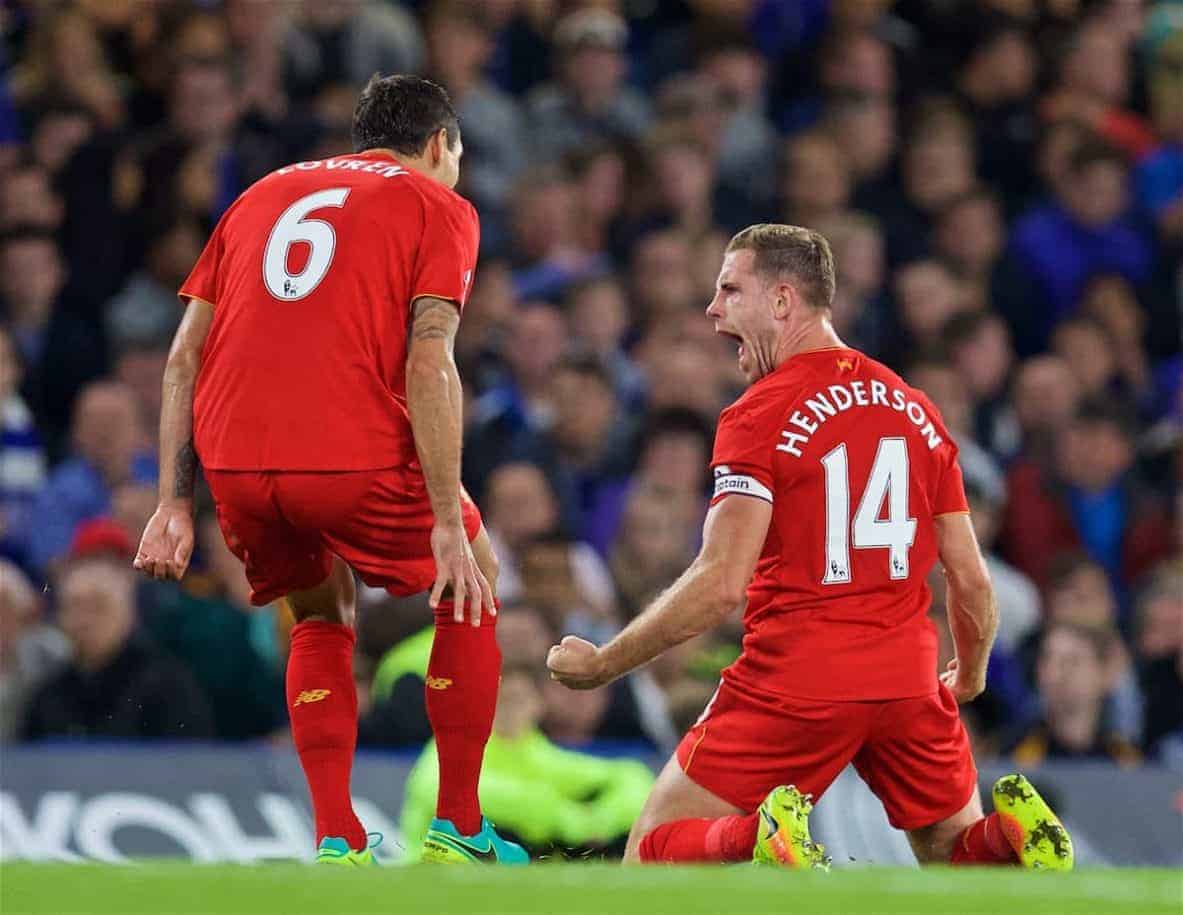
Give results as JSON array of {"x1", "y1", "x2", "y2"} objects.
[{"x1": 726, "y1": 224, "x2": 837, "y2": 310}]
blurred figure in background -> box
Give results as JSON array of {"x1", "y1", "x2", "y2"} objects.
[
  {"x1": 26, "y1": 380, "x2": 156, "y2": 578},
  {"x1": 0, "y1": 326, "x2": 46, "y2": 570},
  {"x1": 0, "y1": 559, "x2": 69, "y2": 741},
  {"x1": 526, "y1": 8, "x2": 650, "y2": 163},
  {"x1": 1009, "y1": 622, "x2": 1141, "y2": 766},
  {"x1": 20, "y1": 520, "x2": 213, "y2": 741}
]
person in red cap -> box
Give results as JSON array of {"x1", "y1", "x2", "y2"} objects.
[{"x1": 19, "y1": 518, "x2": 213, "y2": 741}]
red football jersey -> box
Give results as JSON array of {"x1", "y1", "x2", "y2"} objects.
[
  {"x1": 710, "y1": 347, "x2": 968, "y2": 702},
  {"x1": 179, "y1": 151, "x2": 480, "y2": 471}
]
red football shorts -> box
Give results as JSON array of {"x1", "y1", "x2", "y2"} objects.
[
  {"x1": 676, "y1": 680, "x2": 977, "y2": 831},
  {"x1": 205, "y1": 469, "x2": 483, "y2": 605}
]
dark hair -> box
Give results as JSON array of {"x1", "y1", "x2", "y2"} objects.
[
  {"x1": 352, "y1": 74, "x2": 459, "y2": 156},
  {"x1": 726, "y1": 223, "x2": 837, "y2": 309},
  {"x1": 640, "y1": 407, "x2": 714, "y2": 452},
  {"x1": 1043, "y1": 620, "x2": 1116, "y2": 662},
  {"x1": 941, "y1": 308, "x2": 1004, "y2": 349},
  {"x1": 1072, "y1": 397, "x2": 1138, "y2": 441},
  {"x1": 554, "y1": 350, "x2": 614, "y2": 390}
]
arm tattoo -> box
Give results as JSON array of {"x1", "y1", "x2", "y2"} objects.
[
  {"x1": 411, "y1": 297, "x2": 460, "y2": 345},
  {"x1": 174, "y1": 439, "x2": 198, "y2": 499}
]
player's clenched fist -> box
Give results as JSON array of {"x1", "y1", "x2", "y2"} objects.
[
  {"x1": 133, "y1": 504, "x2": 195, "y2": 581},
  {"x1": 547, "y1": 635, "x2": 609, "y2": 690},
  {"x1": 939, "y1": 658, "x2": 986, "y2": 704}
]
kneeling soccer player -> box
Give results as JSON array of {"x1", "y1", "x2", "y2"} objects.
[{"x1": 548, "y1": 224, "x2": 1071, "y2": 871}]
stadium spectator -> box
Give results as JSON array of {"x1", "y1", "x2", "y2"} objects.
[
  {"x1": 535, "y1": 353, "x2": 635, "y2": 552},
  {"x1": 104, "y1": 215, "x2": 202, "y2": 358},
  {"x1": 629, "y1": 229, "x2": 698, "y2": 322},
  {"x1": 0, "y1": 559, "x2": 69, "y2": 741},
  {"x1": 953, "y1": 17, "x2": 1039, "y2": 205},
  {"x1": 140, "y1": 504, "x2": 286, "y2": 740},
  {"x1": 825, "y1": 92, "x2": 898, "y2": 219},
  {"x1": 1009, "y1": 141, "x2": 1154, "y2": 332},
  {"x1": 423, "y1": 1, "x2": 523, "y2": 227},
  {"x1": 610, "y1": 484, "x2": 701, "y2": 621},
  {"x1": 464, "y1": 301, "x2": 567, "y2": 498},
  {"x1": 779, "y1": 129, "x2": 852, "y2": 230},
  {"x1": 905, "y1": 356, "x2": 1004, "y2": 502},
  {"x1": 1135, "y1": 564, "x2": 1183, "y2": 759},
  {"x1": 566, "y1": 276, "x2": 645, "y2": 408},
  {"x1": 1041, "y1": 18, "x2": 1157, "y2": 161},
  {"x1": 0, "y1": 326, "x2": 46, "y2": 570},
  {"x1": 1136, "y1": 28, "x2": 1183, "y2": 245},
  {"x1": 887, "y1": 258, "x2": 969, "y2": 363},
  {"x1": 964, "y1": 480, "x2": 1041, "y2": 656},
  {"x1": 1007, "y1": 354, "x2": 1082, "y2": 466},
  {"x1": 525, "y1": 8, "x2": 650, "y2": 164},
  {"x1": 814, "y1": 211, "x2": 890, "y2": 356},
  {"x1": 942, "y1": 310, "x2": 1019, "y2": 459},
  {"x1": 26, "y1": 380, "x2": 156, "y2": 577},
  {"x1": 281, "y1": 1, "x2": 424, "y2": 104},
  {"x1": 0, "y1": 227, "x2": 106, "y2": 452},
  {"x1": 1001, "y1": 400, "x2": 1172, "y2": 590},
  {"x1": 1009, "y1": 622, "x2": 1141, "y2": 766},
  {"x1": 20, "y1": 520, "x2": 213, "y2": 741},
  {"x1": 0, "y1": 161, "x2": 64, "y2": 231}
]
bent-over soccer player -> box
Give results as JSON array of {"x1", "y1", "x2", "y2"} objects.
[
  {"x1": 134, "y1": 75, "x2": 526, "y2": 866},
  {"x1": 548, "y1": 224, "x2": 1072, "y2": 871}
]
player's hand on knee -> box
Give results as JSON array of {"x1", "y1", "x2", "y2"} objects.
[
  {"x1": 133, "y1": 504, "x2": 195, "y2": 581},
  {"x1": 430, "y1": 521, "x2": 493, "y2": 625},
  {"x1": 547, "y1": 635, "x2": 608, "y2": 690}
]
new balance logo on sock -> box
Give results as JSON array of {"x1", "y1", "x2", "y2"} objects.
[
  {"x1": 294, "y1": 689, "x2": 332, "y2": 706},
  {"x1": 426, "y1": 676, "x2": 453, "y2": 690}
]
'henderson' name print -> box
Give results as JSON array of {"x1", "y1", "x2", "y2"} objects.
[{"x1": 776, "y1": 381, "x2": 943, "y2": 458}]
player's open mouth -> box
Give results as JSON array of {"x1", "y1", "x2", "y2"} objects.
[{"x1": 718, "y1": 329, "x2": 744, "y2": 360}]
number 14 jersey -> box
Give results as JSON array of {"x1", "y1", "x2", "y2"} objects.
[
  {"x1": 180, "y1": 151, "x2": 480, "y2": 472},
  {"x1": 710, "y1": 347, "x2": 969, "y2": 702}
]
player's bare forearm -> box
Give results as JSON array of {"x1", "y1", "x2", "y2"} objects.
[
  {"x1": 407, "y1": 296, "x2": 464, "y2": 528},
  {"x1": 157, "y1": 298, "x2": 214, "y2": 510},
  {"x1": 549, "y1": 495, "x2": 772, "y2": 689},
  {"x1": 934, "y1": 512, "x2": 997, "y2": 693},
  {"x1": 597, "y1": 556, "x2": 740, "y2": 683},
  {"x1": 946, "y1": 577, "x2": 998, "y2": 683}
]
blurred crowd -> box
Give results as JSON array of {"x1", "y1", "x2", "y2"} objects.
[{"x1": 0, "y1": 0, "x2": 1180, "y2": 786}]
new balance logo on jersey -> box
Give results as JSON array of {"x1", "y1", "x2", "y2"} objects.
[
  {"x1": 293, "y1": 689, "x2": 331, "y2": 706},
  {"x1": 426, "y1": 676, "x2": 453, "y2": 691}
]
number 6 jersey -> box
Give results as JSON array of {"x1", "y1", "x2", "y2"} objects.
[
  {"x1": 709, "y1": 347, "x2": 969, "y2": 702},
  {"x1": 179, "y1": 151, "x2": 480, "y2": 471}
]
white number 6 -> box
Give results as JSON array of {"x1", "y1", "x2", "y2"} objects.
[{"x1": 263, "y1": 188, "x2": 350, "y2": 301}]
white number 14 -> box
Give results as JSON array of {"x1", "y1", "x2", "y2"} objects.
[{"x1": 821, "y1": 437, "x2": 917, "y2": 585}]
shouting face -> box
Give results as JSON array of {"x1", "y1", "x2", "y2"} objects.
[{"x1": 706, "y1": 249, "x2": 782, "y2": 383}]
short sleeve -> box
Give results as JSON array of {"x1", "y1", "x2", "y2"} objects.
[
  {"x1": 709, "y1": 398, "x2": 778, "y2": 506},
  {"x1": 410, "y1": 192, "x2": 480, "y2": 311},
  {"x1": 933, "y1": 443, "x2": 970, "y2": 515},
  {"x1": 914, "y1": 390, "x2": 969, "y2": 516},
  {"x1": 178, "y1": 221, "x2": 223, "y2": 307}
]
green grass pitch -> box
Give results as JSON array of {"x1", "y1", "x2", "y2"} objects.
[{"x1": 2, "y1": 864, "x2": 1180, "y2": 915}]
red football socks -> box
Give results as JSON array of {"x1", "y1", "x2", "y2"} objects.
[
  {"x1": 951, "y1": 813, "x2": 1018, "y2": 865},
  {"x1": 427, "y1": 599, "x2": 501, "y2": 837},
  {"x1": 638, "y1": 814, "x2": 759, "y2": 863},
  {"x1": 286, "y1": 620, "x2": 366, "y2": 850}
]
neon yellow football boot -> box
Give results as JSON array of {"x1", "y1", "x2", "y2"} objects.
[
  {"x1": 315, "y1": 832, "x2": 383, "y2": 866},
  {"x1": 421, "y1": 817, "x2": 528, "y2": 865},
  {"x1": 992, "y1": 774, "x2": 1074, "y2": 871},
  {"x1": 752, "y1": 785, "x2": 831, "y2": 871}
]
